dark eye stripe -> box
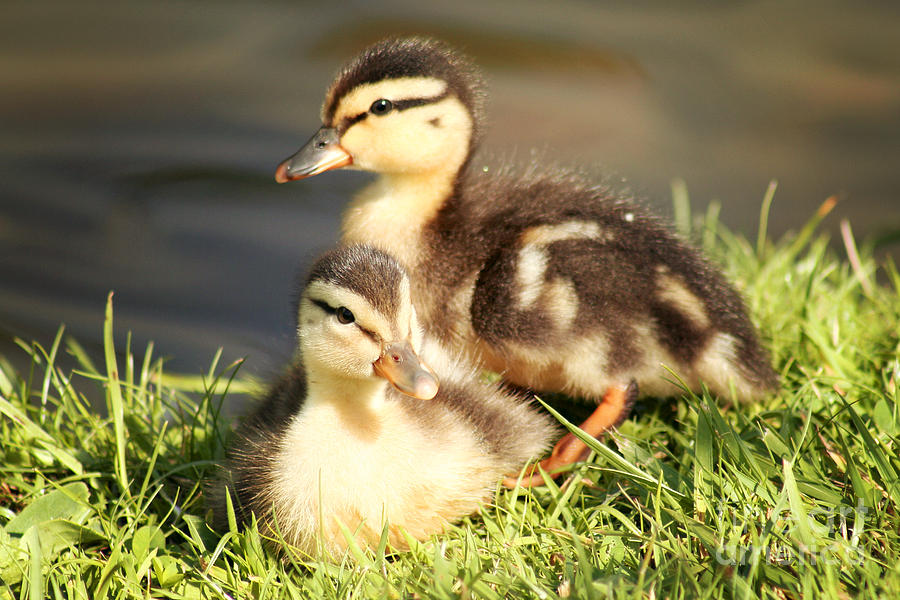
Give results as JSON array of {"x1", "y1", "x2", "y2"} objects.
[
  {"x1": 337, "y1": 90, "x2": 450, "y2": 133},
  {"x1": 342, "y1": 112, "x2": 368, "y2": 131},
  {"x1": 310, "y1": 298, "x2": 381, "y2": 342},
  {"x1": 311, "y1": 298, "x2": 336, "y2": 315},
  {"x1": 392, "y1": 95, "x2": 446, "y2": 111}
]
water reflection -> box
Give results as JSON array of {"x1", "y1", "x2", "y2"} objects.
[{"x1": 1, "y1": 0, "x2": 898, "y2": 381}]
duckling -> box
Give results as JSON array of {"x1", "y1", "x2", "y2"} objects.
[
  {"x1": 275, "y1": 37, "x2": 778, "y2": 485},
  {"x1": 221, "y1": 245, "x2": 556, "y2": 556}
]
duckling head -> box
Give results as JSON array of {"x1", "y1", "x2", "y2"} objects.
[
  {"x1": 297, "y1": 245, "x2": 439, "y2": 401},
  {"x1": 276, "y1": 37, "x2": 484, "y2": 182}
]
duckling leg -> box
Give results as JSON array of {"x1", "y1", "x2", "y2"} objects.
[{"x1": 503, "y1": 380, "x2": 637, "y2": 488}]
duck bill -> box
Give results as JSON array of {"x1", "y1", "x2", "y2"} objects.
[
  {"x1": 373, "y1": 341, "x2": 439, "y2": 400},
  {"x1": 274, "y1": 126, "x2": 353, "y2": 183}
]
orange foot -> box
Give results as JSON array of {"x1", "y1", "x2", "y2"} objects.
[{"x1": 504, "y1": 380, "x2": 638, "y2": 488}]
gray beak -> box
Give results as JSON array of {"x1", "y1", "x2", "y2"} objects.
[{"x1": 274, "y1": 126, "x2": 353, "y2": 182}]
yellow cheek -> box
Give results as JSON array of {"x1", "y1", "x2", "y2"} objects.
[
  {"x1": 338, "y1": 126, "x2": 369, "y2": 162},
  {"x1": 301, "y1": 324, "x2": 379, "y2": 377},
  {"x1": 339, "y1": 98, "x2": 472, "y2": 174},
  {"x1": 342, "y1": 118, "x2": 421, "y2": 172}
]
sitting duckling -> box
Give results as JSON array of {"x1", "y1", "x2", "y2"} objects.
[
  {"x1": 275, "y1": 37, "x2": 778, "y2": 485},
  {"x1": 221, "y1": 245, "x2": 556, "y2": 556}
]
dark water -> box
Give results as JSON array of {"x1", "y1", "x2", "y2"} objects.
[{"x1": 2, "y1": 1, "x2": 899, "y2": 383}]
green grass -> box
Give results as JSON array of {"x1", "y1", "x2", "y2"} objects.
[{"x1": 2, "y1": 185, "x2": 900, "y2": 599}]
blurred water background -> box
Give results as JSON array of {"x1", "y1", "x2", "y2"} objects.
[{"x1": 2, "y1": 0, "x2": 899, "y2": 388}]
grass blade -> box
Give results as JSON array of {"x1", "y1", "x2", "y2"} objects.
[
  {"x1": 535, "y1": 396, "x2": 682, "y2": 497},
  {"x1": 102, "y1": 292, "x2": 129, "y2": 496},
  {"x1": 757, "y1": 179, "x2": 778, "y2": 258}
]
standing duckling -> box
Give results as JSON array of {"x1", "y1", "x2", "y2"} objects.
[
  {"x1": 275, "y1": 37, "x2": 778, "y2": 485},
  {"x1": 221, "y1": 245, "x2": 556, "y2": 557}
]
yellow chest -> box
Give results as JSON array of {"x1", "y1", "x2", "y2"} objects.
[
  {"x1": 269, "y1": 398, "x2": 495, "y2": 554},
  {"x1": 341, "y1": 174, "x2": 452, "y2": 270}
]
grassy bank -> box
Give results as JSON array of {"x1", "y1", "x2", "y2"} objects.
[{"x1": 2, "y1": 189, "x2": 899, "y2": 599}]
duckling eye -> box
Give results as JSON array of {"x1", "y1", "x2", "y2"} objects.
[
  {"x1": 369, "y1": 99, "x2": 393, "y2": 116},
  {"x1": 336, "y1": 306, "x2": 355, "y2": 324}
]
